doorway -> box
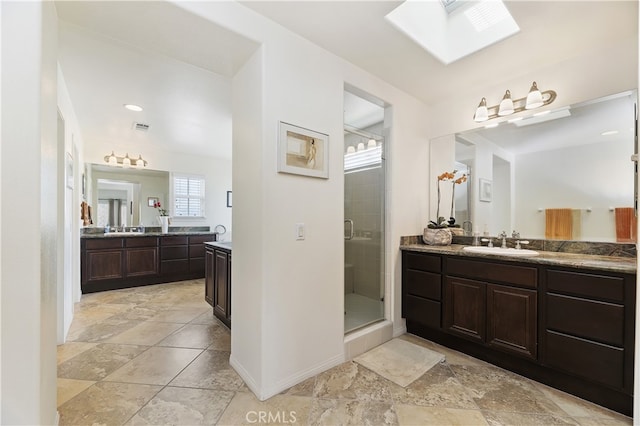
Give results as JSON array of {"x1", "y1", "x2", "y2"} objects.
[{"x1": 343, "y1": 90, "x2": 386, "y2": 333}]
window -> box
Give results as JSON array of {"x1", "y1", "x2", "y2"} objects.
[{"x1": 172, "y1": 174, "x2": 205, "y2": 217}]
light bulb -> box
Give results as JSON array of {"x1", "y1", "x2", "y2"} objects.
[
  {"x1": 346, "y1": 146, "x2": 356, "y2": 154},
  {"x1": 525, "y1": 81, "x2": 543, "y2": 109},
  {"x1": 136, "y1": 155, "x2": 145, "y2": 168},
  {"x1": 367, "y1": 139, "x2": 377, "y2": 149},
  {"x1": 473, "y1": 97, "x2": 489, "y2": 122},
  {"x1": 108, "y1": 151, "x2": 117, "y2": 166},
  {"x1": 122, "y1": 153, "x2": 131, "y2": 168},
  {"x1": 357, "y1": 142, "x2": 365, "y2": 152},
  {"x1": 498, "y1": 90, "x2": 514, "y2": 116}
]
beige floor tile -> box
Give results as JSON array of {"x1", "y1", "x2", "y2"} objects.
[
  {"x1": 395, "y1": 404, "x2": 489, "y2": 426},
  {"x1": 534, "y1": 382, "x2": 632, "y2": 422},
  {"x1": 58, "y1": 381, "x2": 161, "y2": 426},
  {"x1": 573, "y1": 418, "x2": 634, "y2": 426},
  {"x1": 450, "y1": 364, "x2": 567, "y2": 416},
  {"x1": 282, "y1": 376, "x2": 316, "y2": 397},
  {"x1": 125, "y1": 386, "x2": 235, "y2": 425},
  {"x1": 309, "y1": 399, "x2": 398, "y2": 425},
  {"x1": 66, "y1": 318, "x2": 142, "y2": 343},
  {"x1": 483, "y1": 410, "x2": 578, "y2": 425},
  {"x1": 170, "y1": 350, "x2": 245, "y2": 391},
  {"x1": 190, "y1": 310, "x2": 223, "y2": 325},
  {"x1": 146, "y1": 307, "x2": 210, "y2": 323},
  {"x1": 103, "y1": 346, "x2": 202, "y2": 385},
  {"x1": 216, "y1": 392, "x2": 311, "y2": 426},
  {"x1": 104, "y1": 321, "x2": 183, "y2": 345},
  {"x1": 313, "y1": 361, "x2": 393, "y2": 402},
  {"x1": 58, "y1": 343, "x2": 149, "y2": 381},
  {"x1": 57, "y1": 378, "x2": 95, "y2": 407},
  {"x1": 206, "y1": 327, "x2": 231, "y2": 351},
  {"x1": 57, "y1": 342, "x2": 97, "y2": 365},
  {"x1": 157, "y1": 323, "x2": 220, "y2": 348},
  {"x1": 388, "y1": 363, "x2": 479, "y2": 410}
]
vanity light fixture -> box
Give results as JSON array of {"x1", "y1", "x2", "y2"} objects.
[
  {"x1": 367, "y1": 139, "x2": 377, "y2": 149},
  {"x1": 104, "y1": 151, "x2": 148, "y2": 168},
  {"x1": 473, "y1": 81, "x2": 557, "y2": 122},
  {"x1": 124, "y1": 104, "x2": 143, "y2": 112}
]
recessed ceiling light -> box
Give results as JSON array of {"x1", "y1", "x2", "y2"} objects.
[
  {"x1": 601, "y1": 130, "x2": 619, "y2": 136},
  {"x1": 124, "y1": 104, "x2": 143, "y2": 112}
]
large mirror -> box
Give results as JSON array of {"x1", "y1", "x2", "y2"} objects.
[
  {"x1": 88, "y1": 164, "x2": 170, "y2": 228},
  {"x1": 431, "y1": 90, "x2": 637, "y2": 242}
]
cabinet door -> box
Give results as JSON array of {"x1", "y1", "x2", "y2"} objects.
[
  {"x1": 125, "y1": 248, "x2": 158, "y2": 277},
  {"x1": 487, "y1": 284, "x2": 537, "y2": 359},
  {"x1": 86, "y1": 250, "x2": 124, "y2": 282},
  {"x1": 214, "y1": 250, "x2": 229, "y2": 319},
  {"x1": 444, "y1": 277, "x2": 485, "y2": 342},
  {"x1": 205, "y1": 248, "x2": 214, "y2": 306}
]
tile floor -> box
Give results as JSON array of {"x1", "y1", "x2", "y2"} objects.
[{"x1": 58, "y1": 279, "x2": 633, "y2": 425}]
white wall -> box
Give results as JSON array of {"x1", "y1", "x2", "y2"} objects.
[
  {"x1": 1, "y1": 1, "x2": 58, "y2": 423},
  {"x1": 515, "y1": 140, "x2": 633, "y2": 241},
  {"x1": 178, "y1": 0, "x2": 430, "y2": 400}
]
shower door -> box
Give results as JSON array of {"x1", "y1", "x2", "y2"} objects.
[{"x1": 344, "y1": 130, "x2": 385, "y2": 333}]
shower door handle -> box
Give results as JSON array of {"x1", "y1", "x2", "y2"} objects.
[{"x1": 344, "y1": 219, "x2": 354, "y2": 240}]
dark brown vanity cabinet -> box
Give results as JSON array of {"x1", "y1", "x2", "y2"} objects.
[
  {"x1": 402, "y1": 249, "x2": 636, "y2": 415},
  {"x1": 82, "y1": 234, "x2": 214, "y2": 293},
  {"x1": 205, "y1": 243, "x2": 231, "y2": 328},
  {"x1": 444, "y1": 258, "x2": 538, "y2": 360},
  {"x1": 542, "y1": 269, "x2": 634, "y2": 392}
]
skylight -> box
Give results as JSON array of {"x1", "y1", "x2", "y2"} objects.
[{"x1": 385, "y1": 0, "x2": 520, "y2": 65}]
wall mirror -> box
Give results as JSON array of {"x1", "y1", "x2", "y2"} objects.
[
  {"x1": 89, "y1": 164, "x2": 170, "y2": 228},
  {"x1": 431, "y1": 89, "x2": 637, "y2": 242}
]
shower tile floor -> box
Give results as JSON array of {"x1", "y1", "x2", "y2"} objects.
[
  {"x1": 57, "y1": 279, "x2": 632, "y2": 425},
  {"x1": 344, "y1": 292, "x2": 384, "y2": 333}
]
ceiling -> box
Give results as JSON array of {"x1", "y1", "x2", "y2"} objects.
[{"x1": 55, "y1": 1, "x2": 638, "y2": 161}]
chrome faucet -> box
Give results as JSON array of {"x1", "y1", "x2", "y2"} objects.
[
  {"x1": 512, "y1": 230, "x2": 520, "y2": 239},
  {"x1": 499, "y1": 231, "x2": 508, "y2": 248}
]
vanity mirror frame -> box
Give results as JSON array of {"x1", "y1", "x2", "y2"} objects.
[{"x1": 431, "y1": 89, "x2": 638, "y2": 243}]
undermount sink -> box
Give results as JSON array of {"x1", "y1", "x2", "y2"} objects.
[
  {"x1": 462, "y1": 246, "x2": 539, "y2": 257},
  {"x1": 104, "y1": 231, "x2": 144, "y2": 236}
]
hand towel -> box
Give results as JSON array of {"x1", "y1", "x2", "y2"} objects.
[
  {"x1": 545, "y1": 208, "x2": 573, "y2": 240},
  {"x1": 615, "y1": 207, "x2": 636, "y2": 242}
]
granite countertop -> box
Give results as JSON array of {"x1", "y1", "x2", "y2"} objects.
[
  {"x1": 205, "y1": 241, "x2": 232, "y2": 251},
  {"x1": 81, "y1": 231, "x2": 217, "y2": 239},
  {"x1": 400, "y1": 243, "x2": 637, "y2": 274}
]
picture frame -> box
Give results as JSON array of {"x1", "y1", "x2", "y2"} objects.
[
  {"x1": 226, "y1": 191, "x2": 232, "y2": 208},
  {"x1": 65, "y1": 152, "x2": 74, "y2": 189},
  {"x1": 148, "y1": 197, "x2": 159, "y2": 207},
  {"x1": 278, "y1": 121, "x2": 329, "y2": 179},
  {"x1": 479, "y1": 178, "x2": 492, "y2": 202}
]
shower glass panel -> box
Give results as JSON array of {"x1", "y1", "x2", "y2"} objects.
[{"x1": 343, "y1": 91, "x2": 385, "y2": 333}]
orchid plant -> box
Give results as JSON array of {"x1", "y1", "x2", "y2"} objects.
[{"x1": 429, "y1": 170, "x2": 468, "y2": 229}]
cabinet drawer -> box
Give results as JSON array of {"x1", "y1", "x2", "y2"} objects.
[
  {"x1": 404, "y1": 252, "x2": 441, "y2": 273},
  {"x1": 84, "y1": 238, "x2": 123, "y2": 250},
  {"x1": 546, "y1": 293, "x2": 624, "y2": 346},
  {"x1": 404, "y1": 270, "x2": 441, "y2": 300},
  {"x1": 161, "y1": 259, "x2": 189, "y2": 274},
  {"x1": 546, "y1": 270, "x2": 625, "y2": 303},
  {"x1": 161, "y1": 236, "x2": 189, "y2": 245},
  {"x1": 189, "y1": 235, "x2": 214, "y2": 244},
  {"x1": 447, "y1": 258, "x2": 537, "y2": 289},
  {"x1": 161, "y1": 246, "x2": 188, "y2": 260},
  {"x1": 125, "y1": 237, "x2": 158, "y2": 248},
  {"x1": 189, "y1": 244, "x2": 205, "y2": 258},
  {"x1": 403, "y1": 295, "x2": 441, "y2": 329},
  {"x1": 545, "y1": 330, "x2": 624, "y2": 389}
]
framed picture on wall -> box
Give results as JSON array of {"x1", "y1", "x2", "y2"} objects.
[
  {"x1": 226, "y1": 191, "x2": 232, "y2": 208},
  {"x1": 148, "y1": 197, "x2": 159, "y2": 207},
  {"x1": 479, "y1": 178, "x2": 492, "y2": 202},
  {"x1": 278, "y1": 121, "x2": 329, "y2": 179}
]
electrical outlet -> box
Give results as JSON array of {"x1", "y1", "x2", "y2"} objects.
[{"x1": 295, "y1": 223, "x2": 305, "y2": 240}]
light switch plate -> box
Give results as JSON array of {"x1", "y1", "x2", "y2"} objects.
[{"x1": 295, "y1": 223, "x2": 305, "y2": 240}]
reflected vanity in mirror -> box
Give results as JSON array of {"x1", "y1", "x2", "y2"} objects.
[
  {"x1": 431, "y1": 89, "x2": 637, "y2": 243},
  {"x1": 89, "y1": 164, "x2": 170, "y2": 228}
]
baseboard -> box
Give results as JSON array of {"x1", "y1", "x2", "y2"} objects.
[{"x1": 230, "y1": 351, "x2": 345, "y2": 401}]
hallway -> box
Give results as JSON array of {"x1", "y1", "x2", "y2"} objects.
[{"x1": 57, "y1": 280, "x2": 632, "y2": 425}]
